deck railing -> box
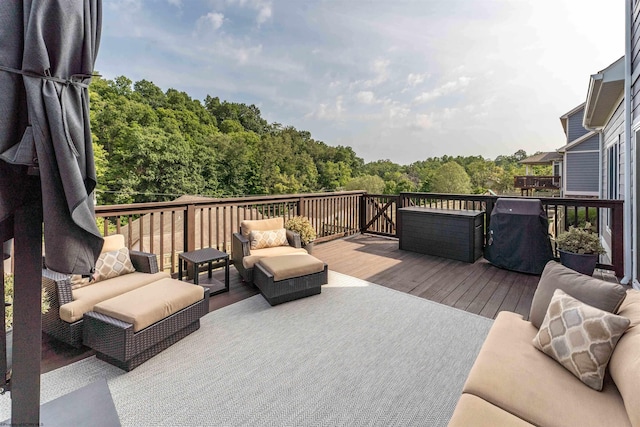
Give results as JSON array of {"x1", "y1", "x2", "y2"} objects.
[
  {"x1": 397, "y1": 193, "x2": 623, "y2": 276},
  {"x1": 513, "y1": 175, "x2": 561, "y2": 189},
  {"x1": 95, "y1": 191, "x2": 624, "y2": 277},
  {"x1": 95, "y1": 191, "x2": 364, "y2": 274}
]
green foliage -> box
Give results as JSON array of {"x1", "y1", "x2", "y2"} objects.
[
  {"x1": 345, "y1": 175, "x2": 385, "y2": 194},
  {"x1": 4, "y1": 274, "x2": 50, "y2": 331},
  {"x1": 430, "y1": 162, "x2": 472, "y2": 194},
  {"x1": 89, "y1": 76, "x2": 541, "y2": 201},
  {"x1": 555, "y1": 223, "x2": 606, "y2": 255},
  {"x1": 284, "y1": 216, "x2": 317, "y2": 245}
]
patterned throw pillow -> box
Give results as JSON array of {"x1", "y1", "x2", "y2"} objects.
[
  {"x1": 532, "y1": 289, "x2": 630, "y2": 391},
  {"x1": 249, "y1": 228, "x2": 288, "y2": 250},
  {"x1": 94, "y1": 247, "x2": 136, "y2": 282}
]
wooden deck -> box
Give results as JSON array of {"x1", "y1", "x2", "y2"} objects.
[{"x1": 40, "y1": 233, "x2": 617, "y2": 374}]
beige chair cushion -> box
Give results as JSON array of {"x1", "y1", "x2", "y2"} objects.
[
  {"x1": 532, "y1": 289, "x2": 630, "y2": 391},
  {"x1": 240, "y1": 218, "x2": 285, "y2": 238},
  {"x1": 448, "y1": 394, "x2": 534, "y2": 427},
  {"x1": 250, "y1": 228, "x2": 288, "y2": 250},
  {"x1": 93, "y1": 278, "x2": 204, "y2": 332},
  {"x1": 610, "y1": 289, "x2": 640, "y2": 426},
  {"x1": 463, "y1": 311, "x2": 630, "y2": 427},
  {"x1": 529, "y1": 261, "x2": 627, "y2": 329},
  {"x1": 101, "y1": 234, "x2": 126, "y2": 253},
  {"x1": 258, "y1": 254, "x2": 325, "y2": 282},
  {"x1": 60, "y1": 271, "x2": 170, "y2": 323},
  {"x1": 242, "y1": 246, "x2": 308, "y2": 269}
]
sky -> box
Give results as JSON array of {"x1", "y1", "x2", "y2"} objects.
[{"x1": 97, "y1": 0, "x2": 624, "y2": 165}]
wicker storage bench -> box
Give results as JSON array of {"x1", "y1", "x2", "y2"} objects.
[
  {"x1": 254, "y1": 254, "x2": 328, "y2": 306},
  {"x1": 83, "y1": 278, "x2": 209, "y2": 371}
]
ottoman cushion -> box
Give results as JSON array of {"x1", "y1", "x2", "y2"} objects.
[
  {"x1": 93, "y1": 278, "x2": 204, "y2": 332},
  {"x1": 258, "y1": 254, "x2": 325, "y2": 281}
]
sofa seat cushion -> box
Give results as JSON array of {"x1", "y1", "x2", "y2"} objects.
[
  {"x1": 242, "y1": 247, "x2": 308, "y2": 269},
  {"x1": 258, "y1": 254, "x2": 325, "y2": 281},
  {"x1": 448, "y1": 394, "x2": 534, "y2": 427},
  {"x1": 463, "y1": 311, "x2": 630, "y2": 427},
  {"x1": 93, "y1": 278, "x2": 204, "y2": 332},
  {"x1": 60, "y1": 271, "x2": 170, "y2": 323},
  {"x1": 610, "y1": 289, "x2": 640, "y2": 426}
]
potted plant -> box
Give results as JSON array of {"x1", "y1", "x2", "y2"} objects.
[
  {"x1": 285, "y1": 216, "x2": 317, "y2": 254},
  {"x1": 555, "y1": 222, "x2": 606, "y2": 276}
]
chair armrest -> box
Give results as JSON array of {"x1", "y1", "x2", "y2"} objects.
[
  {"x1": 232, "y1": 232, "x2": 250, "y2": 262},
  {"x1": 42, "y1": 268, "x2": 74, "y2": 306},
  {"x1": 286, "y1": 230, "x2": 302, "y2": 248},
  {"x1": 129, "y1": 251, "x2": 160, "y2": 274}
]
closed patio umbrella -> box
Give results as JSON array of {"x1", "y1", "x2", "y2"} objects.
[
  {"x1": 0, "y1": 0, "x2": 105, "y2": 423},
  {"x1": 0, "y1": 0, "x2": 104, "y2": 275}
]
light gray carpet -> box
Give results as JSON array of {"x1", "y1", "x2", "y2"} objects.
[{"x1": 0, "y1": 271, "x2": 493, "y2": 426}]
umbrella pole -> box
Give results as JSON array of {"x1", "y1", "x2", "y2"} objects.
[{"x1": 11, "y1": 198, "x2": 42, "y2": 424}]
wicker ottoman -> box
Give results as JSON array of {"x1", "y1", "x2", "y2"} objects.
[
  {"x1": 254, "y1": 254, "x2": 328, "y2": 306},
  {"x1": 83, "y1": 278, "x2": 209, "y2": 371}
]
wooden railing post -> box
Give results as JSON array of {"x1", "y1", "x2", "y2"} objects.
[
  {"x1": 359, "y1": 194, "x2": 367, "y2": 233},
  {"x1": 185, "y1": 204, "x2": 196, "y2": 252},
  {"x1": 612, "y1": 202, "x2": 624, "y2": 278},
  {"x1": 297, "y1": 196, "x2": 305, "y2": 217}
]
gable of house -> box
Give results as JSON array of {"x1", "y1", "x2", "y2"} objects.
[{"x1": 563, "y1": 133, "x2": 600, "y2": 195}]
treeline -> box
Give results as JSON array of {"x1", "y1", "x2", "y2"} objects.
[{"x1": 89, "y1": 76, "x2": 549, "y2": 204}]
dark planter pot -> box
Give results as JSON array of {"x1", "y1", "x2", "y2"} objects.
[
  {"x1": 303, "y1": 241, "x2": 314, "y2": 254},
  {"x1": 559, "y1": 250, "x2": 598, "y2": 276}
]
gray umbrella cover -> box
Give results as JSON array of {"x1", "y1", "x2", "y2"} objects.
[{"x1": 0, "y1": 0, "x2": 104, "y2": 275}]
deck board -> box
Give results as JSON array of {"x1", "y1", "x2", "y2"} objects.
[{"x1": 41, "y1": 233, "x2": 619, "y2": 374}]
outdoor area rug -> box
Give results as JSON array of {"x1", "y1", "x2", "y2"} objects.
[{"x1": 0, "y1": 271, "x2": 493, "y2": 426}]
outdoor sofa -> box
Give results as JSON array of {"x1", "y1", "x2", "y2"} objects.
[
  {"x1": 42, "y1": 234, "x2": 188, "y2": 348},
  {"x1": 231, "y1": 217, "x2": 308, "y2": 283},
  {"x1": 449, "y1": 261, "x2": 639, "y2": 426}
]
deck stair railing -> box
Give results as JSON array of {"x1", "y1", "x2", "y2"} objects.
[{"x1": 94, "y1": 190, "x2": 624, "y2": 277}]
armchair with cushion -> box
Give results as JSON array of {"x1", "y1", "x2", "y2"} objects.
[
  {"x1": 232, "y1": 217, "x2": 308, "y2": 283},
  {"x1": 42, "y1": 234, "x2": 170, "y2": 347}
]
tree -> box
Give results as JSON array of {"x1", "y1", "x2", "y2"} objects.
[
  {"x1": 431, "y1": 162, "x2": 472, "y2": 194},
  {"x1": 345, "y1": 175, "x2": 385, "y2": 193}
]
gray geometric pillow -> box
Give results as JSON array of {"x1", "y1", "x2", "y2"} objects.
[
  {"x1": 532, "y1": 289, "x2": 630, "y2": 391},
  {"x1": 94, "y1": 247, "x2": 135, "y2": 282}
]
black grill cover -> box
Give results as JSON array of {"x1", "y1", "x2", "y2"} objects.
[{"x1": 484, "y1": 198, "x2": 553, "y2": 274}]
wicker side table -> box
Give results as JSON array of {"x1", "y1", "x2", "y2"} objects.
[{"x1": 178, "y1": 247, "x2": 229, "y2": 296}]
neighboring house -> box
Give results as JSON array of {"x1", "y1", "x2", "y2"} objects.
[
  {"x1": 557, "y1": 103, "x2": 600, "y2": 197},
  {"x1": 515, "y1": 152, "x2": 562, "y2": 196}
]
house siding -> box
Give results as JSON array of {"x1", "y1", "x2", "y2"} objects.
[
  {"x1": 634, "y1": 0, "x2": 640, "y2": 282},
  {"x1": 565, "y1": 151, "x2": 599, "y2": 193},
  {"x1": 603, "y1": 100, "x2": 625, "y2": 200},
  {"x1": 567, "y1": 108, "x2": 588, "y2": 142},
  {"x1": 567, "y1": 134, "x2": 599, "y2": 152}
]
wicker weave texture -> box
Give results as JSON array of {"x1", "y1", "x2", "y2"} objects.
[
  {"x1": 41, "y1": 251, "x2": 161, "y2": 348},
  {"x1": 254, "y1": 263, "x2": 327, "y2": 306},
  {"x1": 83, "y1": 288, "x2": 209, "y2": 370}
]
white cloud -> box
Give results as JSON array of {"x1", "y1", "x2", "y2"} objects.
[
  {"x1": 356, "y1": 91, "x2": 377, "y2": 105},
  {"x1": 224, "y1": 0, "x2": 273, "y2": 25},
  {"x1": 407, "y1": 72, "x2": 428, "y2": 87},
  {"x1": 167, "y1": 0, "x2": 183, "y2": 7},
  {"x1": 363, "y1": 58, "x2": 390, "y2": 88},
  {"x1": 306, "y1": 96, "x2": 345, "y2": 120},
  {"x1": 414, "y1": 76, "x2": 472, "y2": 104},
  {"x1": 196, "y1": 12, "x2": 225, "y2": 32}
]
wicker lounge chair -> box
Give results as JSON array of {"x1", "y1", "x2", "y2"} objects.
[{"x1": 231, "y1": 217, "x2": 308, "y2": 283}]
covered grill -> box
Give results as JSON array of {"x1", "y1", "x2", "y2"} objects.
[{"x1": 484, "y1": 198, "x2": 553, "y2": 274}]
